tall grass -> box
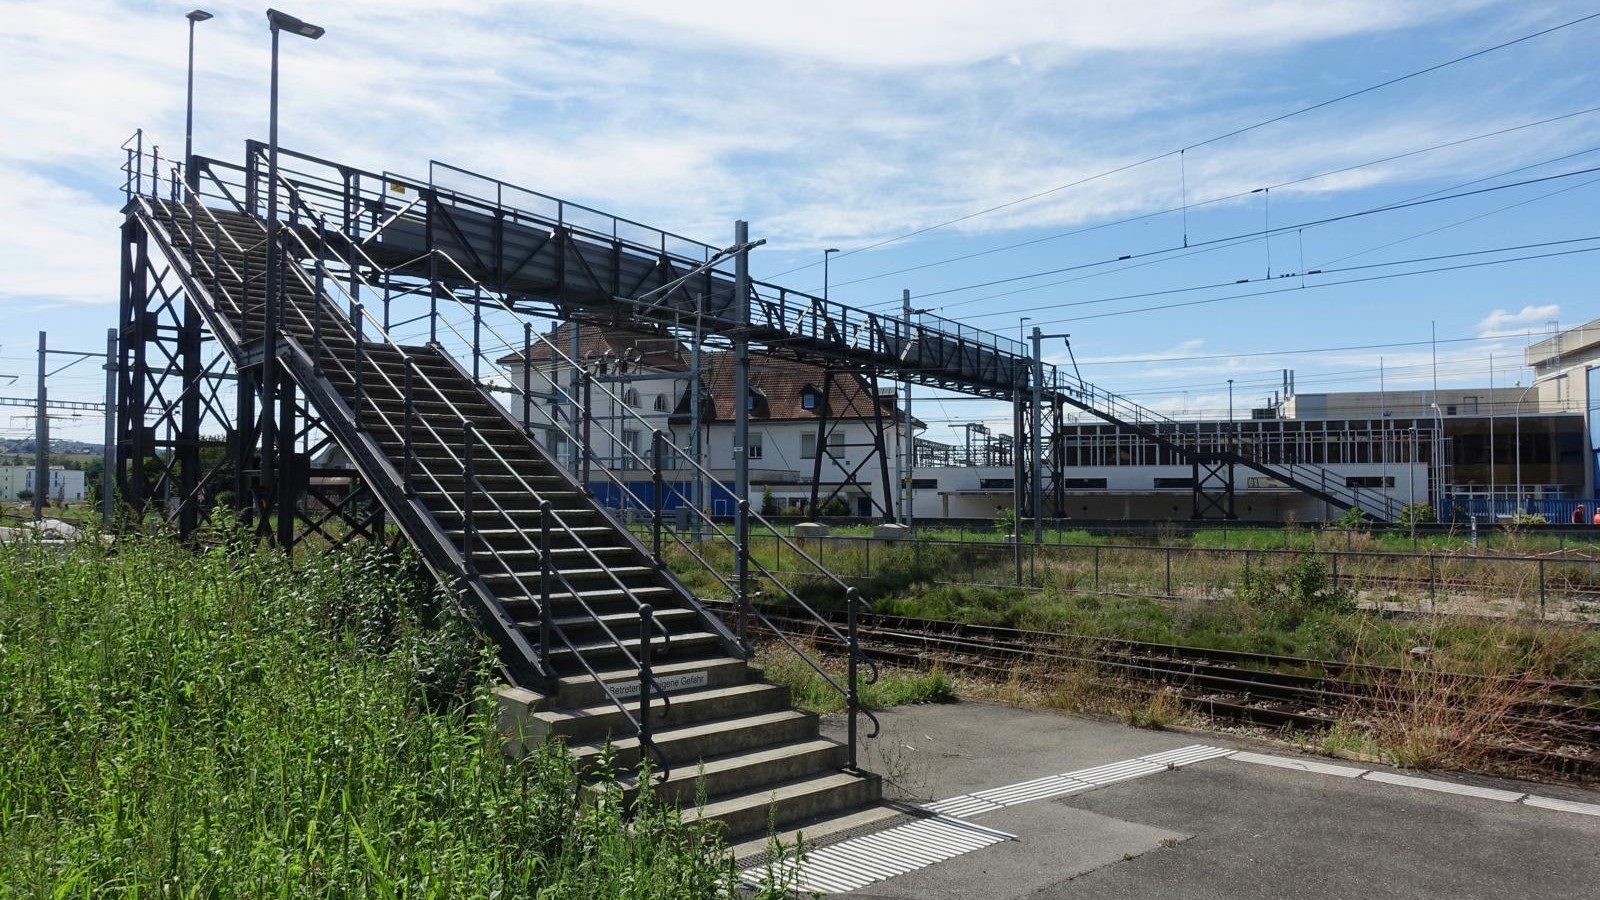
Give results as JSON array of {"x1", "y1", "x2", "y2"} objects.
[{"x1": 0, "y1": 529, "x2": 776, "y2": 898}]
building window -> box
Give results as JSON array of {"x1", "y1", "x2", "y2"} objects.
[
  {"x1": 1153, "y1": 477, "x2": 1194, "y2": 489},
  {"x1": 748, "y1": 432, "x2": 763, "y2": 460},
  {"x1": 624, "y1": 388, "x2": 640, "y2": 408},
  {"x1": 1345, "y1": 476, "x2": 1395, "y2": 488},
  {"x1": 801, "y1": 433, "x2": 816, "y2": 459},
  {"x1": 1062, "y1": 478, "x2": 1107, "y2": 489},
  {"x1": 979, "y1": 478, "x2": 1014, "y2": 490},
  {"x1": 653, "y1": 394, "x2": 668, "y2": 412},
  {"x1": 801, "y1": 386, "x2": 818, "y2": 410},
  {"x1": 910, "y1": 478, "x2": 938, "y2": 490}
]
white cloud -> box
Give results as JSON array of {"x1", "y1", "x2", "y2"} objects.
[{"x1": 1476, "y1": 304, "x2": 1562, "y2": 337}]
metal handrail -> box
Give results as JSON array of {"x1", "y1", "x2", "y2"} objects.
[
  {"x1": 133, "y1": 148, "x2": 674, "y2": 774},
  {"x1": 170, "y1": 142, "x2": 893, "y2": 767},
  {"x1": 252, "y1": 152, "x2": 884, "y2": 763}
]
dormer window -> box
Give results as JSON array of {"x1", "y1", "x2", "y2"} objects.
[{"x1": 801, "y1": 385, "x2": 819, "y2": 410}]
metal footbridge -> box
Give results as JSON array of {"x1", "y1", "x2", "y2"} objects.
[{"x1": 219, "y1": 140, "x2": 1378, "y2": 522}]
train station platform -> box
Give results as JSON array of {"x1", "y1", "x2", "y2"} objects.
[{"x1": 737, "y1": 700, "x2": 1600, "y2": 898}]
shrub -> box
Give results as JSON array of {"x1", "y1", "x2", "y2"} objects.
[
  {"x1": 1239, "y1": 555, "x2": 1355, "y2": 631},
  {"x1": 1396, "y1": 502, "x2": 1436, "y2": 528}
]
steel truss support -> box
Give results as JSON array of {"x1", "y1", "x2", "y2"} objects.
[
  {"x1": 1191, "y1": 454, "x2": 1237, "y2": 520},
  {"x1": 806, "y1": 366, "x2": 898, "y2": 522},
  {"x1": 118, "y1": 213, "x2": 386, "y2": 549},
  {"x1": 1022, "y1": 392, "x2": 1070, "y2": 522}
]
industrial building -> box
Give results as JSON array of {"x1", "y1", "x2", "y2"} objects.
[
  {"x1": 0, "y1": 466, "x2": 87, "y2": 504},
  {"x1": 505, "y1": 321, "x2": 1599, "y2": 524}
]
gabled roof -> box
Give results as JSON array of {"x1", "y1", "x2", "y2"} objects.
[
  {"x1": 680, "y1": 352, "x2": 915, "y2": 425},
  {"x1": 496, "y1": 322, "x2": 689, "y2": 372}
]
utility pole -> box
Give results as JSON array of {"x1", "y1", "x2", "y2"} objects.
[
  {"x1": 34, "y1": 331, "x2": 47, "y2": 521},
  {"x1": 1030, "y1": 326, "x2": 1043, "y2": 544},
  {"x1": 901, "y1": 289, "x2": 924, "y2": 530},
  {"x1": 103, "y1": 329, "x2": 117, "y2": 526},
  {"x1": 733, "y1": 220, "x2": 751, "y2": 650}
]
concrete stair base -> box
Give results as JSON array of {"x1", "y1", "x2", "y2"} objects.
[{"x1": 496, "y1": 658, "x2": 883, "y2": 840}]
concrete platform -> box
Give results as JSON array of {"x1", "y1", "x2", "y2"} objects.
[{"x1": 749, "y1": 700, "x2": 1600, "y2": 898}]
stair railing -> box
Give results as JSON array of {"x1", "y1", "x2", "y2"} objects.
[
  {"x1": 315, "y1": 229, "x2": 886, "y2": 770},
  {"x1": 138, "y1": 156, "x2": 675, "y2": 776},
  {"x1": 265, "y1": 199, "x2": 678, "y2": 777},
  {"x1": 229, "y1": 157, "x2": 886, "y2": 768}
]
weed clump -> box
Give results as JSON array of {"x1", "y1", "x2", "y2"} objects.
[
  {"x1": 0, "y1": 530, "x2": 780, "y2": 898},
  {"x1": 1239, "y1": 555, "x2": 1355, "y2": 631}
]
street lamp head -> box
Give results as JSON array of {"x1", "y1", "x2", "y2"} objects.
[
  {"x1": 267, "y1": 8, "x2": 324, "y2": 39},
  {"x1": 187, "y1": 9, "x2": 213, "y2": 22},
  {"x1": 824, "y1": 248, "x2": 840, "y2": 255}
]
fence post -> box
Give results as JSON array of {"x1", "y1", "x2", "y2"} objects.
[
  {"x1": 539, "y1": 499, "x2": 553, "y2": 670},
  {"x1": 579, "y1": 371, "x2": 593, "y2": 490},
  {"x1": 402, "y1": 359, "x2": 415, "y2": 494},
  {"x1": 638, "y1": 603, "x2": 654, "y2": 761},
  {"x1": 522, "y1": 321, "x2": 533, "y2": 432},
  {"x1": 461, "y1": 420, "x2": 475, "y2": 576},
  {"x1": 1093, "y1": 545, "x2": 1101, "y2": 592},
  {"x1": 651, "y1": 430, "x2": 664, "y2": 565},
  {"x1": 1538, "y1": 557, "x2": 1547, "y2": 619},
  {"x1": 846, "y1": 587, "x2": 862, "y2": 772},
  {"x1": 736, "y1": 498, "x2": 751, "y2": 653},
  {"x1": 1427, "y1": 554, "x2": 1436, "y2": 610},
  {"x1": 352, "y1": 302, "x2": 365, "y2": 430},
  {"x1": 1331, "y1": 551, "x2": 1339, "y2": 589},
  {"x1": 1165, "y1": 545, "x2": 1173, "y2": 597}
]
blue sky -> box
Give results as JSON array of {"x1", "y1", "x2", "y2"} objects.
[{"x1": 2, "y1": 0, "x2": 1597, "y2": 445}]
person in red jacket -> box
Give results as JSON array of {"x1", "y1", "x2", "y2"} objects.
[{"x1": 1574, "y1": 505, "x2": 1587, "y2": 525}]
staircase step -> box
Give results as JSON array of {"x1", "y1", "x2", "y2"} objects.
[
  {"x1": 618, "y1": 739, "x2": 848, "y2": 808},
  {"x1": 544, "y1": 629, "x2": 723, "y2": 669},
  {"x1": 493, "y1": 581, "x2": 675, "y2": 605},
  {"x1": 543, "y1": 605, "x2": 697, "y2": 634},
  {"x1": 535, "y1": 682, "x2": 788, "y2": 743},
  {"x1": 556, "y1": 656, "x2": 755, "y2": 710},
  {"x1": 682, "y1": 770, "x2": 882, "y2": 840},
  {"x1": 569, "y1": 708, "x2": 817, "y2": 772}
]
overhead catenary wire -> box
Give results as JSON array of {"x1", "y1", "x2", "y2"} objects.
[
  {"x1": 917, "y1": 163, "x2": 1600, "y2": 306},
  {"x1": 911, "y1": 145, "x2": 1600, "y2": 316},
  {"x1": 846, "y1": 107, "x2": 1600, "y2": 305},
  {"x1": 1032, "y1": 242, "x2": 1600, "y2": 327},
  {"x1": 774, "y1": 10, "x2": 1600, "y2": 280}
]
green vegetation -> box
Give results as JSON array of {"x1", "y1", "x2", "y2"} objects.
[
  {"x1": 663, "y1": 533, "x2": 1600, "y2": 682},
  {"x1": 0, "y1": 529, "x2": 787, "y2": 898},
  {"x1": 757, "y1": 644, "x2": 956, "y2": 713}
]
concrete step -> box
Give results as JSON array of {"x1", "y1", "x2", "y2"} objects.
[
  {"x1": 683, "y1": 770, "x2": 882, "y2": 840},
  {"x1": 617, "y1": 738, "x2": 848, "y2": 808},
  {"x1": 536, "y1": 605, "x2": 698, "y2": 639},
  {"x1": 728, "y1": 803, "x2": 909, "y2": 866},
  {"x1": 554, "y1": 656, "x2": 756, "y2": 711},
  {"x1": 570, "y1": 707, "x2": 818, "y2": 772},
  {"x1": 533, "y1": 681, "x2": 789, "y2": 743},
  {"x1": 543, "y1": 629, "x2": 724, "y2": 673}
]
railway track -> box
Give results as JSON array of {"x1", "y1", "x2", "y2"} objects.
[{"x1": 710, "y1": 600, "x2": 1600, "y2": 780}]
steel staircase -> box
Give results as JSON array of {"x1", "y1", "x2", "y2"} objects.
[
  {"x1": 127, "y1": 169, "x2": 882, "y2": 840},
  {"x1": 1047, "y1": 377, "x2": 1385, "y2": 520}
]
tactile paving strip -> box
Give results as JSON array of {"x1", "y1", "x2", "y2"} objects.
[{"x1": 742, "y1": 815, "x2": 1015, "y2": 895}]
